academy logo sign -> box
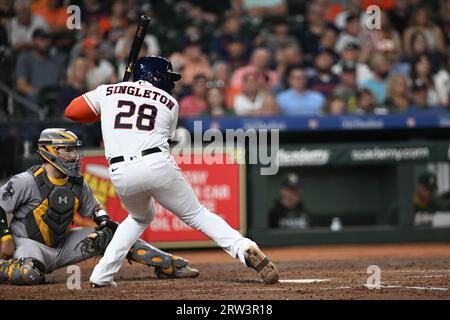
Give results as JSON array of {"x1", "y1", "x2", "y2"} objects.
[
  {"x1": 351, "y1": 147, "x2": 430, "y2": 162},
  {"x1": 277, "y1": 148, "x2": 330, "y2": 167}
]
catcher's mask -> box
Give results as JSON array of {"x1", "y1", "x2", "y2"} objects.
[{"x1": 37, "y1": 128, "x2": 82, "y2": 177}]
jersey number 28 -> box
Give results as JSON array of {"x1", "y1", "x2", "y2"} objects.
[{"x1": 114, "y1": 100, "x2": 157, "y2": 131}]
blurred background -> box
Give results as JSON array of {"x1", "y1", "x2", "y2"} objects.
[{"x1": 1, "y1": 0, "x2": 450, "y2": 247}]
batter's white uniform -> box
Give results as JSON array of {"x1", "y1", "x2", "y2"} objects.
[{"x1": 85, "y1": 80, "x2": 256, "y2": 285}]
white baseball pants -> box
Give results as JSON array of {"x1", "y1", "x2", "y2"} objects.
[{"x1": 90, "y1": 151, "x2": 256, "y2": 285}]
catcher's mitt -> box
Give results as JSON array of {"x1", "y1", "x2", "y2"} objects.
[{"x1": 75, "y1": 220, "x2": 118, "y2": 257}]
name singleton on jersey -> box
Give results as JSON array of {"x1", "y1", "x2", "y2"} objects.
[{"x1": 105, "y1": 85, "x2": 175, "y2": 110}]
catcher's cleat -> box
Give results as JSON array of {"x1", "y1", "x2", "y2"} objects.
[
  {"x1": 90, "y1": 281, "x2": 117, "y2": 288},
  {"x1": 244, "y1": 245, "x2": 279, "y2": 285},
  {"x1": 154, "y1": 255, "x2": 200, "y2": 279}
]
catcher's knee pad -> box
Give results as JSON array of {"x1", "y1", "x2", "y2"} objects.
[
  {"x1": 0, "y1": 258, "x2": 45, "y2": 285},
  {"x1": 127, "y1": 242, "x2": 178, "y2": 269}
]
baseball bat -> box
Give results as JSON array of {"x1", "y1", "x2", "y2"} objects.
[{"x1": 123, "y1": 15, "x2": 151, "y2": 82}]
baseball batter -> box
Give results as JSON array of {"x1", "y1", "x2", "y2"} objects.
[
  {"x1": 64, "y1": 56, "x2": 279, "y2": 287},
  {"x1": 0, "y1": 128, "x2": 199, "y2": 285}
]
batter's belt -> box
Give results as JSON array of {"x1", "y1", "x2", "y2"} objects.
[{"x1": 108, "y1": 147, "x2": 162, "y2": 165}]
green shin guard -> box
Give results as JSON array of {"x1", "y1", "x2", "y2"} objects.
[
  {"x1": 127, "y1": 241, "x2": 175, "y2": 269},
  {"x1": 0, "y1": 258, "x2": 45, "y2": 285},
  {"x1": 127, "y1": 241, "x2": 199, "y2": 279}
]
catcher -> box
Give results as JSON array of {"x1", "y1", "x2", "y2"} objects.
[{"x1": 0, "y1": 128, "x2": 199, "y2": 285}]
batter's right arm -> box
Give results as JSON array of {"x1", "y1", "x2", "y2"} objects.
[{"x1": 65, "y1": 86, "x2": 102, "y2": 123}]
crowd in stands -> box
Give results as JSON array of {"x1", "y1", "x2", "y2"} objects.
[{"x1": 0, "y1": 0, "x2": 449, "y2": 120}]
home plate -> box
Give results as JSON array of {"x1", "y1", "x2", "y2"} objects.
[{"x1": 279, "y1": 279, "x2": 330, "y2": 284}]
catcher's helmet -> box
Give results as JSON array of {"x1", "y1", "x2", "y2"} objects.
[
  {"x1": 132, "y1": 56, "x2": 181, "y2": 94},
  {"x1": 37, "y1": 128, "x2": 82, "y2": 177}
]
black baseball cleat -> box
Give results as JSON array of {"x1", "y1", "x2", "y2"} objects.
[
  {"x1": 90, "y1": 281, "x2": 117, "y2": 288},
  {"x1": 244, "y1": 245, "x2": 279, "y2": 284}
]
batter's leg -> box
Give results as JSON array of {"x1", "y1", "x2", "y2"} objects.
[
  {"x1": 152, "y1": 166, "x2": 279, "y2": 284},
  {"x1": 89, "y1": 192, "x2": 155, "y2": 286},
  {"x1": 152, "y1": 171, "x2": 252, "y2": 263}
]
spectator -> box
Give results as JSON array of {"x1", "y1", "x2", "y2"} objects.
[
  {"x1": 406, "y1": 30, "x2": 442, "y2": 74},
  {"x1": 115, "y1": 24, "x2": 160, "y2": 68},
  {"x1": 403, "y1": 5, "x2": 445, "y2": 55},
  {"x1": 408, "y1": 79, "x2": 437, "y2": 113},
  {"x1": 360, "y1": 10, "x2": 402, "y2": 64},
  {"x1": 67, "y1": 20, "x2": 101, "y2": 64},
  {"x1": 238, "y1": 0, "x2": 288, "y2": 18},
  {"x1": 261, "y1": 17, "x2": 299, "y2": 56},
  {"x1": 117, "y1": 41, "x2": 149, "y2": 80},
  {"x1": 0, "y1": 19, "x2": 9, "y2": 47},
  {"x1": 437, "y1": 0, "x2": 450, "y2": 46},
  {"x1": 309, "y1": 49, "x2": 340, "y2": 96},
  {"x1": 221, "y1": 33, "x2": 250, "y2": 71},
  {"x1": 178, "y1": 1, "x2": 230, "y2": 25},
  {"x1": 295, "y1": 1, "x2": 334, "y2": 63},
  {"x1": 325, "y1": 95, "x2": 346, "y2": 115},
  {"x1": 385, "y1": 74, "x2": 410, "y2": 113},
  {"x1": 170, "y1": 36, "x2": 212, "y2": 87},
  {"x1": 359, "y1": 53, "x2": 391, "y2": 104},
  {"x1": 0, "y1": 0, "x2": 14, "y2": 19},
  {"x1": 332, "y1": 42, "x2": 372, "y2": 86},
  {"x1": 9, "y1": 0, "x2": 49, "y2": 52},
  {"x1": 202, "y1": 86, "x2": 234, "y2": 117},
  {"x1": 81, "y1": 36, "x2": 117, "y2": 91},
  {"x1": 275, "y1": 44, "x2": 303, "y2": 76},
  {"x1": 434, "y1": 52, "x2": 450, "y2": 108},
  {"x1": 33, "y1": 0, "x2": 67, "y2": 32},
  {"x1": 354, "y1": 88, "x2": 387, "y2": 115},
  {"x1": 210, "y1": 61, "x2": 234, "y2": 108},
  {"x1": 276, "y1": 65, "x2": 325, "y2": 115},
  {"x1": 211, "y1": 61, "x2": 231, "y2": 90},
  {"x1": 273, "y1": 44, "x2": 303, "y2": 93},
  {"x1": 233, "y1": 70, "x2": 278, "y2": 116},
  {"x1": 410, "y1": 54, "x2": 440, "y2": 106},
  {"x1": 361, "y1": 0, "x2": 395, "y2": 13},
  {"x1": 79, "y1": 0, "x2": 105, "y2": 25},
  {"x1": 0, "y1": 23, "x2": 12, "y2": 118},
  {"x1": 387, "y1": 0, "x2": 412, "y2": 36},
  {"x1": 230, "y1": 47, "x2": 279, "y2": 91},
  {"x1": 179, "y1": 75, "x2": 208, "y2": 118},
  {"x1": 334, "y1": 0, "x2": 362, "y2": 30},
  {"x1": 56, "y1": 57, "x2": 88, "y2": 114},
  {"x1": 15, "y1": 28, "x2": 64, "y2": 104},
  {"x1": 268, "y1": 173, "x2": 310, "y2": 229},
  {"x1": 316, "y1": 26, "x2": 338, "y2": 59},
  {"x1": 98, "y1": 0, "x2": 128, "y2": 39},
  {"x1": 317, "y1": 0, "x2": 344, "y2": 24},
  {"x1": 209, "y1": 12, "x2": 251, "y2": 63},
  {"x1": 332, "y1": 61, "x2": 358, "y2": 113},
  {"x1": 407, "y1": 79, "x2": 444, "y2": 113},
  {"x1": 334, "y1": 14, "x2": 361, "y2": 54}
]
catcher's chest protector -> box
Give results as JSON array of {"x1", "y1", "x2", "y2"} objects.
[{"x1": 24, "y1": 165, "x2": 82, "y2": 247}]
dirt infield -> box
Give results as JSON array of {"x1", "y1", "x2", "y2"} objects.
[{"x1": 1, "y1": 242, "x2": 450, "y2": 300}]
